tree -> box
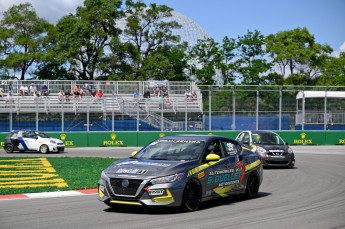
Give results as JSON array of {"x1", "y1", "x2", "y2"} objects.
[
  {"x1": 266, "y1": 27, "x2": 332, "y2": 84},
  {"x1": 0, "y1": 3, "x2": 52, "y2": 80},
  {"x1": 219, "y1": 36, "x2": 237, "y2": 85},
  {"x1": 316, "y1": 52, "x2": 345, "y2": 86},
  {"x1": 120, "y1": 0, "x2": 182, "y2": 80},
  {"x1": 236, "y1": 30, "x2": 271, "y2": 85},
  {"x1": 54, "y1": 0, "x2": 123, "y2": 80},
  {"x1": 187, "y1": 38, "x2": 222, "y2": 85},
  {"x1": 34, "y1": 61, "x2": 74, "y2": 80}
]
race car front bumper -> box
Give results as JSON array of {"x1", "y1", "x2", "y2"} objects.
[{"x1": 98, "y1": 178, "x2": 184, "y2": 207}]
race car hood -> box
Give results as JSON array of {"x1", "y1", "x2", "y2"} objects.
[
  {"x1": 103, "y1": 158, "x2": 199, "y2": 179},
  {"x1": 255, "y1": 144, "x2": 289, "y2": 152}
]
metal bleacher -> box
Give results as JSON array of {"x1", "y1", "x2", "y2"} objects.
[{"x1": 0, "y1": 80, "x2": 203, "y2": 130}]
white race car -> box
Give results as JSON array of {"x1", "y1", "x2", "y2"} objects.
[{"x1": 4, "y1": 130, "x2": 65, "y2": 154}]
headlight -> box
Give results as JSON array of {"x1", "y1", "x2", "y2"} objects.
[
  {"x1": 101, "y1": 171, "x2": 108, "y2": 180},
  {"x1": 288, "y1": 147, "x2": 294, "y2": 154},
  {"x1": 255, "y1": 146, "x2": 267, "y2": 156},
  {"x1": 150, "y1": 173, "x2": 184, "y2": 185},
  {"x1": 50, "y1": 140, "x2": 57, "y2": 144}
]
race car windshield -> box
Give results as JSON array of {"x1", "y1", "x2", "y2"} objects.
[
  {"x1": 253, "y1": 133, "x2": 284, "y2": 145},
  {"x1": 134, "y1": 140, "x2": 205, "y2": 161}
]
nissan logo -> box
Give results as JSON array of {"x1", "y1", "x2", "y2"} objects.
[{"x1": 121, "y1": 179, "x2": 129, "y2": 188}]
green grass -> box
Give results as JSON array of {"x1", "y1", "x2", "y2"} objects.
[{"x1": 0, "y1": 157, "x2": 117, "y2": 195}]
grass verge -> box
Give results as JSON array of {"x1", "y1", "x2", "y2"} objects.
[{"x1": 0, "y1": 157, "x2": 117, "y2": 195}]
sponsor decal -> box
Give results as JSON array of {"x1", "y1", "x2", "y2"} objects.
[
  {"x1": 117, "y1": 161, "x2": 171, "y2": 167},
  {"x1": 116, "y1": 168, "x2": 147, "y2": 174},
  {"x1": 60, "y1": 134, "x2": 74, "y2": 146},
  {"x1": 103, "y1": 133, "x2": 124, "y2": 146},
  {"x1": 159, "y1": 133, "x2": 165, "y2": 138},
  {"x1": 198, "y1": 171, "x2": 205, "y2": 179},
  {"x1": 207, "y1": 168, "x2": 242, "y2": 187},
  {"x1": 339, "y1": 139, "x2": 345, "y2": 144},
  {"x1": 145, "y1": 188, "x2": 165, "y2": 196},
  {"x1": 0, "y1": 142, "x2": 4, "y2": 147},
  {"x1": 293, "y1": 133, "x2": 313, "y2": 144}
]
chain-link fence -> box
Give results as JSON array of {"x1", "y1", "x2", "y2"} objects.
[{"x1": 1, "y1": 80, "x2": 344, "y2": 132}]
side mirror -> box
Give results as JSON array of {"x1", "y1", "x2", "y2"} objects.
[
  {"x1": 205, "y1": 153, "x2": 220, "y2": 162},
  {"x1": 131, "y1": 151, "x2": 138, "y2": 157}
]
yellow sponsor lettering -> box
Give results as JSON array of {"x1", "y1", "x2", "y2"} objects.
[
  {"x1": 65, "y1": 141, "x2": 74, "y2": 146},
  {"x1": 293, "y1": 139, "x2": 313, "y2": 144},
  {"x1": 103, "y1": 140, "x2": 124, "y2": 146},
  {"x1": 339, "y1": 139, "x2": 345, "y2": 144},
  {"x1": 0, "y1": 142, "x2": 4, "y2": 147}
]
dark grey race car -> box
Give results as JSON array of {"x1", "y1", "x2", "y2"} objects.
[{"x1": 98, "y1": 135, "x2": 263, "y2": 211}]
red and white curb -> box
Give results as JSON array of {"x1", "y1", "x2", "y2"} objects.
[{"x1": 0, "y1": 188, "x2": 98, "y2": 201}]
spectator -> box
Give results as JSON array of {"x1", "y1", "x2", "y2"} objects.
[
  {"x1": 191, "y1": 90, "x2": 197, "y2": 101},
  {"x1": 41, "y1": 84, "x2": 49, "y2": 96},
  {"x1": 20, "y1": 84, "x2": 29, "y2": 96},
  {"x1": 73, "y1": 85, "x2": 81, "y2": 99},
  {"x1": 29, "y1": 83, "x2": 37, "y2": 96},
  {"x1": 153, "y1": 84, "x2": 159, "y2": 96},
  {"x1": 5, "y1": 91, "x2": 14, "y2": 104},
  {"x1": 57, "y1": 89, "x2": 65, "y2": 103},
  {"x1": 164, "y1": 94, "x2": 172, "y2": 109},
  {"x1": 143, "y1": 87, "x2": 150, "y2": 99},
  {"x1": 133, "y1": 88, "x2": 140, "y2": 99},
  {"x1": 83, "y1": 83, "x2": 91, "y2": 96},
  {"x1": 0, "y1": 88, "x2": 4, "y2": 97},
  {"x1": 64, "y1": 89, "x2": 71, "y2": 103},
  {"x1": 184, "y1": 89, "x2": 191, "y2": 100},
  {"x1": 93, "y1": 89, "x2": 104, "y2": 103}
]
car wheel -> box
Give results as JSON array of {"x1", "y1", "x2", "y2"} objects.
[
  {"x1": 181, "y1": 179, "x2": 202, "y2": 211},
  {"x1": 4, "y1": 144, "x2": 14, "y2": 153},
  {"x1": 39, "y1": 144, "x2": 49, "y2": 154},
  {"x1": 287, "y1": 159, "x2": 295, "y2": 168},
  {"x1": 245, "y1": 172, "x2": 260, "y2": 198}
]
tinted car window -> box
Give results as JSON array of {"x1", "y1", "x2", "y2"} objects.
[
  {"x1": 222, "y1": 140, "x2": 240, "y2": 157},
  {"x1": 253, "y1": 133, "x2": 284, "y2": 145}
]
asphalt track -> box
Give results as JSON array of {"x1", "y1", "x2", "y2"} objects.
[{"x1": 1, "y1": 146, "x2": 345, "y2": 229}]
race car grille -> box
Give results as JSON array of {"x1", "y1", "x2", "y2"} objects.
[
  {"x1": 109, "y1": 178, "x2": 143, "y2": 196},
  {"x1": 267, "y1": 151, "x2": 287, "y2": 156}
]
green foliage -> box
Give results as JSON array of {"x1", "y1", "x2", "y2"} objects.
[
  {"x1": 0, "y1": 3, "x2": 52, "y2": 80},
  {"x1": 236, "y1": 30, "x2": 271, "y2": 85},
  {"x1": 54, "y1": 0, "x2": 123, "y2": 80},
  {"x1": 266, "y1": 27, "x2": 333, "y2": 84},
  {"x1": 34, "y1": 61, "x2": 75, "y2": 80}
]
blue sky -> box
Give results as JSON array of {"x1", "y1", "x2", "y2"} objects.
[
  {"x1": 141, "y1": 0, "x2": 345, "y2": 53},
  {"x1": 1, "y1": 0, "x2": 344, "y2": 53}
]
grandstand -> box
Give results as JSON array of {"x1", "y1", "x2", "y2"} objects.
[{"x1": 0, "y1": 80, "x2": 203, "y2": 132}]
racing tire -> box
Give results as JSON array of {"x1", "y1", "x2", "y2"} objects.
[
  {"x1": 4, "y1": 144, "x2": 14, "y2": 153},
  {"x1": 245, "y1": 172, "x2": 260, "y2": 199},
  {"x1": 287, "y1": 159, "x2": 295, "y2": 169},
  {"x1": 181, "y1": 179, "x2": 202, "y2": 212},
  {"x1": 39, "y1": 144, "x2": 49, "y2": 154}
]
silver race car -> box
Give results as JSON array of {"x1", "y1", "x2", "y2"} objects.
[{"x1": 98, "y1": 135, "x2": 263, "y2": 211}]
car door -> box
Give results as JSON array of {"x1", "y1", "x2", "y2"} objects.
[
  {"x1": 203, "y1": 139, "x2": 244, "y2": 198},
  {"x1": 22, "y1": 131, "x2": 38, "y2": 151}
]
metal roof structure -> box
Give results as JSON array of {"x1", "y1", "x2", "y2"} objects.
[{"x1": 296, "y1": 91, "x2": 345, "y2": 99}]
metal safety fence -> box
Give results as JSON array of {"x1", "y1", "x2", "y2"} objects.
[{"x1": 0, "y1": 80, "x2": 344, "y2": 132}]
